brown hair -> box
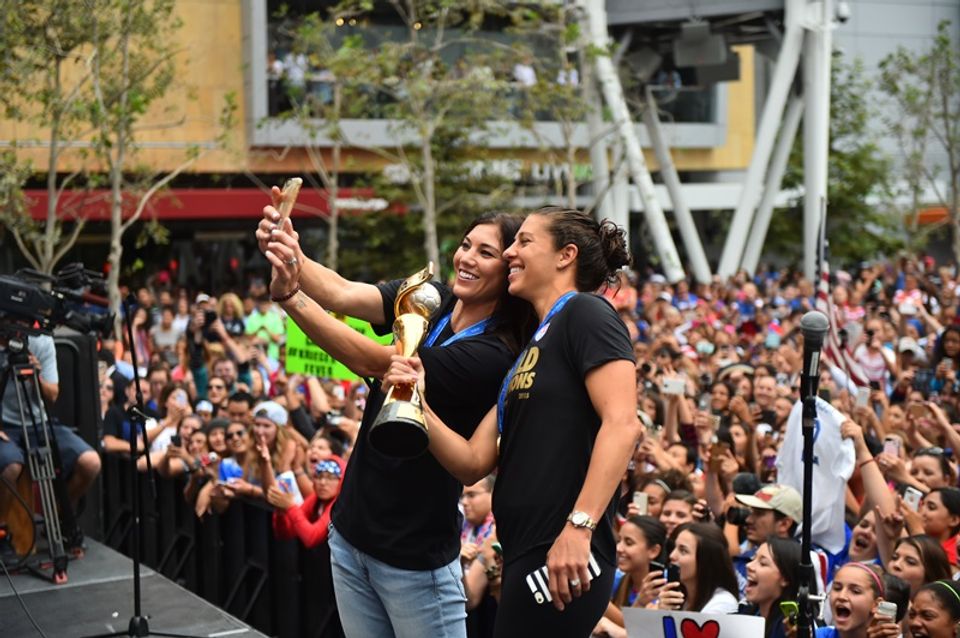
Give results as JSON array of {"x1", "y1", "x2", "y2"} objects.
[{"x1": 532, "y1": 206, "x2": 631, "y2": 292}]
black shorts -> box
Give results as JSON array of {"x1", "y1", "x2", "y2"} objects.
[{"x1": 494, "y1": 548, "x2": 614, "y2": 638}]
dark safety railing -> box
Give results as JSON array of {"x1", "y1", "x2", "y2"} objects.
[{"x1": 99, "y1": 456, "x2": 342, "y2": 638}]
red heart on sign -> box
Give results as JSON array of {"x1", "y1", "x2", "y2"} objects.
[{"x1": 679, "y1": 618, "x2": 720, "y2": 638}]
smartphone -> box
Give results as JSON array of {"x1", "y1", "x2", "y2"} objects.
[
  {"x1": 908, "y1": 402, "x2": 928, "y2": 419},
  {"x1": 666, "y1": 564, "x2": 681, "y2": 584},
  {"x1": 904, "y1": 486, "x2": 923, "y2": 512},
  {"x1": 204, "y1": 310, "x2": 217, "y2": 326},
  {"x1": 856, "y1": 387, "x2": 871, "y2": 408},
  {"x1": 525, "y1": 552, "x2": 601, "y2": 604},
  {"x1": 899, "y1": 302, "x2": 918, "y2": 316},
  {"x1": 875, "y1": 600, "x2": 897, "y2": 623},
  {"x1": 662, "y1": 378, "x2": 686, "y2": 396},
  {"x1": 944, "y1": 359, "x2": 954, "y2": 372},
  {"x1": 276, "y1": 177, "x2": 303, "y2": 225},
  {"x1": 709, "y1": 442, "x2": 729, "y2": 473},
  {"x1": 698, "y1": 394, "x2": 710, "y2": 411},
  {"x1": 869, "y1": 380, "x2": 881, "y2": 391},
  {"x1": 760, "y1": 409, "x2": 777, "y2": 426},
  {"x1": 633, "y1": 491, "x2": 649, "y2": 516},
  {"x1": 818, "y1": 388, "x2": 832, "y2": 403},
  {"x1": 680, "y1": 424, "x2": 698, "y2": 447},
  {"x1": 649, "y1": 560, "x2": 665, "y2": 574},
  {"x1": 883, "y1": 435, "x2": 902, "y2": 458},
  {"x1": 779, "y1": 600, "x2": 799, "y2": 626},
  {"x1": 763, "y1": 455, "x2": 777, "y2": 469}
]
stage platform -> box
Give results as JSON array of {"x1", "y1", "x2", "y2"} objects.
[{"x1": 0, "y1": 539, "x2": 266, "y2": 637}]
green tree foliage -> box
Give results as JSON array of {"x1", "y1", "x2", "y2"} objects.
[
  {"x1": 773, "y1": 54, "x2": 899, "y2": 266},
  {"x1": 879, "y1": 20, "x2": 960, "y2": 261}
]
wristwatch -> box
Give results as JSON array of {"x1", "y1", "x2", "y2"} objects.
[{"x1": 567, "y1": 510, "x2": 597, "y2": 531}]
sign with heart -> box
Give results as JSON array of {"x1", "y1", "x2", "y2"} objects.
[{"x1": 622, "y1": 609, "x2": 764, "y2": 637}]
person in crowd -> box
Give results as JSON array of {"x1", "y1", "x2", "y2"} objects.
[
  {"x1": 659, "y1": 489, "x2": 697, "y2": 538},
  {"x1": 269, "y1": 455, "x2": 344, "y2": 548},
  {"x1": 655, "y1": 522, "x2": 738, "y2": 614},
  {"x1": 259, "y1": 193, "x2": 536, "y2": 638},
  {"x1": 815, "y1": 562, "x2": 900, "y2": 638},
  {"x1": 591, "y1": 515, "x2": 667, "y2": 638},
  {"x1": 461, "y1": 475, "x2": 496, "y2": 568},
  {"x1": 0, "y1": 334, "x2": 101, "y2": 539},
  {"x1": 218, "y1": 292, "x2": 247, "y2": 338},
  {"x1": 136, "y1": 384, "x2": 191, "y2": 473},
  {"x1": 205, "y1": 418, "x2": 229, "y2": 458},
  {"x1": 908, "y1": 580, "x2": 960, "y2": 638},
  {"x1": 885, "y1": 535, "x2": 953, "y2": 598},
  {"x1": 742, "y1": 537, "x2": 804, "y2": 638},
  {"x1": 385, "y1": 207, "x2": 641, "y2": 636}
]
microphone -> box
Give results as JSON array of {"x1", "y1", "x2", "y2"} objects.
[{"x1": 799, "y1": 311, "x2": 829, "y2": 401}]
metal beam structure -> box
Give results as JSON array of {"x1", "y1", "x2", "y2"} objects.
[
  {"x1": 741, "y1": 94, "x2": 804, "y2": 274},
  {"x1": 643, "y1": 88, "x2": 712, "y2": 284},
  {"x1": 802, "y1": 0, "x2": 834, "y2": 280},
  {"x1": 717, "y1": 0, "x2": 805, "y2": 278},
  {"x1": 579, "y1": 0, "x2": 685, "y2": 282}
]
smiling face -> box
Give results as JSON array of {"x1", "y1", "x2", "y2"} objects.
[
  {"x1": 744, "y1": 543, "x2": 787, "y2": 607},
  {"x1": 849, "y1": 512, "x2": 878, "y2": 562},
  {"x1": 207, "y1": 428, "x2": 226, "y2": 454},
  {"x1": 451, "y1": 223, "x2": 509, "y2": 307},
  {"x1": 252, "y1": 418, "x2": 278, "y2": 449},
  {"x1": 828, "y1": 566, "x2": 880, "y2": 633},
  {"x1": 502, "y1": 214, "x2": 565, "y2": 303},
  {"x1": 921, "y1": 491, "x2": 960, "y2": 540},
  {"x1": 710, "y1": 383, "x2": 730, "y2": 411},
  {"x1": 225, "y1": 423, "x2": 249, "y2": 455},
  {"x1": 908, "y1": 589, "x2": 957, "y2": 638},
  {"x1": 668, "y1": 530, "x2": 698, "y2": 590},
  {"x1": 616, "y1": 521, "x2": 660, "y2": 574}
]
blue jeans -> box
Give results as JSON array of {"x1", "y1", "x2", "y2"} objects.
[{"x1": 329, "y1": 524, "x2": 467, "y2": 638}]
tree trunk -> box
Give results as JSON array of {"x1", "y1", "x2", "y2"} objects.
[
  {"x1": 327, "y1": 83, "x2": 342, "y2": 271},
  {"x1": 421, "y1": 133, "x2": 440, "y2": 276},
  {"x1": 42, "y1": 59, "x2": 63, "y2": 274}
]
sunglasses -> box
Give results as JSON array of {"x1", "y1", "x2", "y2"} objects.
[
  {"x1": 209, "y1": 384, "x2": 226, "y2": 390},
  {"x1": 226, "y1": 430, "x2": 245, "y2": 440}
]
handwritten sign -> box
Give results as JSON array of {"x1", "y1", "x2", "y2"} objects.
[
  {"x1": 285, "y1": 315, "x2": 393, "y2": 381},
  {"x1": 622, "y1": 609, "x2": 763, "y2": 638}
]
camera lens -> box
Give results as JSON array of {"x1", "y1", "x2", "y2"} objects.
[{"x1": 727, "y1": 507, "x2": 750, "y2": 526}]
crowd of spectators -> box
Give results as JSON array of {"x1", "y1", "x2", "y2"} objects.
[{"x1": 97, "y1": 254, "x2": 960, "y2": 638}]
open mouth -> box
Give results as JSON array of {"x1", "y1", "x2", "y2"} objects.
[
  {"x1": 834, "y1": 604, "x2": 852, "y2": 623},
  {"x1": 744, "y1": 576, "x2": 758, "y2": 593},
  {"x1": 508, "y1": 265, "x2": 523, "y2": 281},
  {"x1": 852, "y1": 535, "x2": 870, "y2": 550}
]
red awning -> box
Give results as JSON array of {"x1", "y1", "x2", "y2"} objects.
[
  {"x1": 916, "y1": 207, "x2": 948, "y2": 226},
  {"x1": 24, "y1": 187, "x2": 393, "y2": 221}
]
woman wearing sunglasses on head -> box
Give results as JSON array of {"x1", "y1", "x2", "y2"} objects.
[{"x1": 259, "y1": 194, "x2": 535, "y2": 638}]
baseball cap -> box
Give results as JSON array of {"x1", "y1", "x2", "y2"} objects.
[
  {"x1": 898, "y1": 337, "x2": 924, "y2": 357},
  {"x1": 253, "y1": 401, "x2": 288, "y2": 427},
  {"x1": 735, "y1": 484, "x2": 802, "y2": 522},
  {"x1": 649, "y1": 274, "x2": 667, "y2": 285},
  {"x1": 195, "y1": 293, "x2": 211, "y2": 304},
  {"x1": 196, "y1": 400, "x2": 214, "y2": 414}
]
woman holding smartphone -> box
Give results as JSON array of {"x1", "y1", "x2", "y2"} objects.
[
  {"x1": 385, "y1": 208, "x2": 641, "y2": 637},
  {"x1": 259, "y1": 195, "x2": 534, "y2": 638}
]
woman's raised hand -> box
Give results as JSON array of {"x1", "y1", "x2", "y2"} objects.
[{"x1": 256, "y1": 185, "x2": 287, "y2": 255}]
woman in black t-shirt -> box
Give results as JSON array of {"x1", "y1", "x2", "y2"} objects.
[
  {"x1": 387, "y1": 207, "x2": 643, "y2": 637},
  {"x1": 258, "y1": 191, "x2": 534, "y2": 638}
]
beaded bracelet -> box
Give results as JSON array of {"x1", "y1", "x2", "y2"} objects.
[{"x1": 271, "y1": 283, "x2": 301, "y2": 303}]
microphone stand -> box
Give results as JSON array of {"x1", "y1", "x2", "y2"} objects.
[
  {"x1": 796, "y1": 310, "x2": 829, "y2": 638},
  {"x1": 85, "y1": 295, "x2": 200, "y2": 638}
]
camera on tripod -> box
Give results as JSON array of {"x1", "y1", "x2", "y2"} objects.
[{"x1": 0, "y1": 263, "x2": 114, "y2": 338}]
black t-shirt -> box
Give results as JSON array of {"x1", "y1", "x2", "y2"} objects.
[
  {"x1": 331, "y1": 280, "x2": 514, "y2": 570},
  {"x1": 493, "y1": 293, "x2": 634, "y2": 566}
]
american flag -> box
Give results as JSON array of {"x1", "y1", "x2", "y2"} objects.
[{"x1": 815, "y1": 260, "x2": 869, "y2": 388}]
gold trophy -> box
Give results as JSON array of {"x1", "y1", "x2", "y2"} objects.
[{"x1": 368, "y1": 263, "x2": 442, "y2": 458}]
